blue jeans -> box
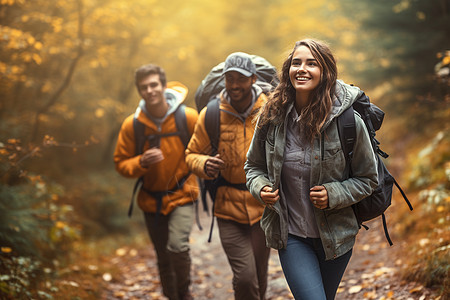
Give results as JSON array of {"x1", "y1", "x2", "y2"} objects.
[{"x1": 279, "y1": 234, "x2": 352, "y2": 300}]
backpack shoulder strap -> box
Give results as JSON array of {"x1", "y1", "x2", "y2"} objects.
[
  {"x1": 337, "y1": 106, "x2": 356, "y2": 176},
  {"x1": 133, "y1": 117, "x2": 146, "y2": 156},
  {"x1": 205, "y1": 97, "x2": 221, "y2": 155},
  {"x1": 174, "y1": 104, "x2": 190, "y2": 148},
  {"x1": 129, "y1": 105, "x2": 190, "y2": 218},
  {"x1": 130, "y1": 117, "x2": 147, "y2": 218}
]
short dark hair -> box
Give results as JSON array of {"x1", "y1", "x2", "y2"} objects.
[{"x1": 134, "y1": 64, "x2": 167, "y2": 88}]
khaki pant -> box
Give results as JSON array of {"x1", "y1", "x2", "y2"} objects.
[
  {"x1": 217, "y1": 218, "x2": 271, "y2": 300},
  {"x1": 144, "y1": 203, "x2": 194, "y2": 300}
]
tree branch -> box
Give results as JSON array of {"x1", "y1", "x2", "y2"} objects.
[{"x1": 31, "y1": 0, "x2": 85, "y2": 142}]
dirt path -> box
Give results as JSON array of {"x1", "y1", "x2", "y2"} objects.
[{"x1": 102, "y1": 209, "x2": 439, "y2": 300}]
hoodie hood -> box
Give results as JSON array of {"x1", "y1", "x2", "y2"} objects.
[
  {"x1": 221, "y1": 83, "x2": 264, "y2": 119},
  {"x1": 135, "y1": 81, "x2": 188, "y2": 127}
]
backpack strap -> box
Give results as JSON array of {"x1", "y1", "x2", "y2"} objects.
[
  {"x1": 134, "y1": 104, "x2": 189, "y2": 155},
  {"x1": 337, "y1": 104, "x2": 405, "y2": 245},
  {"x1": 201, "y1": 98, "x2": 221, "y2": 209},
  {"x1": 337, "y1": 106, "x2": 357, "y2": 177},
  {"x1": 382, "y1": 213, "x2": 393, "y2": 246},
  {"x1": 129, "y1": 104, "x2": 191, "y2": 218},
  {"x1": 134, "y1": 117, "x2": 146, "y2": 156},
  {"x1": 202, "y1": 97, "x2": 221, "y2": 241},
  {"x1": 174, "y1": 104, "x2": 190, "y2": 148},
  {"x1": 205, "y1": 97, "x2": 221, "y2": 155},
  {"x1": 140, "y1": 172, "x2": 192, "y2": 225}
]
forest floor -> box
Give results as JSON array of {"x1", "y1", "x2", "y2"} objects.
[{"x1": 97, "y1": 209, "x2": 442, "y2": 300}]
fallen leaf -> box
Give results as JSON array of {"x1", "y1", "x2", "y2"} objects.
[
  {"x1": 116, "y1": 248, "x2": 127, "y2": 256},
  {"x1": 409, "y1": 285, "x2": 424, "y2": 294},
  {"x1": 113, "y1": 290, "x2": 126, "y2": 298},
  {"x1": 103, "y1": 273, "x2": 112, "y2": 282},
  {"x1": 348, "y1": 285, "x2": 362, "y2": 294},
  {"x1": 88, "y1": 265, "x2": 98, "y2": 271},
  {"x1": 363, "y1": 291, "x2": 377, "y2": 299},
  {"x1": 1, "y1": 247, "x2": 12, "y2": 253},
  {"x1": 419, "y1": 239, "x2": 430, "y2": 247},
  {"x1": 61, "y1": 280, "x2": 79, "y2": 287}
]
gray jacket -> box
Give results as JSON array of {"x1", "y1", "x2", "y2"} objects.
[{"x1": 244, "y1": 80, "x2": 378, "y2": 260}]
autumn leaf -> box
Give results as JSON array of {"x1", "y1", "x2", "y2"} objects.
[
  {"x1": 103, "y1": 273, "x2": 112, "y2": 282},
  {"x1": 1, "y1": 247, "x2": 12, "y2": 253},
  {"x1": 348, "y1": 285, "x2": 362, "y2": 294},
  {"x1": 115, "y1": 248, "x2": 127, "y2": 256},
  {"x1": 409, "y1": 285, "x2": 424, "y2": 294}
]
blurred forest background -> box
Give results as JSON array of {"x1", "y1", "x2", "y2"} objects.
[{"x1": 0, "y1": 0, "x2": 449, "y2": 298}]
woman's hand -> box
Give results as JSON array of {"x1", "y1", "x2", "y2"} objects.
[
  {"x1": 260, "y1": 186, "x2": 279, "y2": 209},
  {"x1": 310, "y1": 185, "x2": 329, "y2": 209}
]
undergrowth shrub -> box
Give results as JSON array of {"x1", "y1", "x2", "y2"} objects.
[
  {"x1": 62, "y1": 170, "x2": 143, "y2": 238},
  {"x1": 399, "y1": 129, "x2": 450, "y2": 297}
]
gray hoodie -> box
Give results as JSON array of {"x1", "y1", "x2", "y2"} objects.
[{"x1": 138, "y1": 89, "x2": 184, "y2": 131}]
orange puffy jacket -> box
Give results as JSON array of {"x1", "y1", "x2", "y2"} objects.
[
  {"x1": 185, "y1": 88, "x2": 267, "y2": 225},
  {"x1": 114, "y1": 82, "x2": 199, "y2": 215}
]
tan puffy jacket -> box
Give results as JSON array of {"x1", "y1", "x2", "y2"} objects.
[
  {"x1": 114, "y1": 82, "x2": 199, "y2": 215},
  {"x1": 185, "y1": 89, "x2": 267, "y2": 225}
]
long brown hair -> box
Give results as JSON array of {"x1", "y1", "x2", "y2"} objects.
[{"x1": 258, "y1": 39, "x2": 337, "y2": 143}]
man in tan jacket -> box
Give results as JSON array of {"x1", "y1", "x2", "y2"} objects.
[
  {"x1": 114, "y1": 64, "x2": 198, "y2": 300},
  {"x1": 185, "y1": 52, "x2": 270, "y2": 300}
]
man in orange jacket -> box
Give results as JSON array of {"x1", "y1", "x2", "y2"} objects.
[
  {"x1": 114, "y1": 64, "x2": 199, "y2": 300},
  {"x1": 186, "y1": 53, "x2": 270, "y2": 300}
]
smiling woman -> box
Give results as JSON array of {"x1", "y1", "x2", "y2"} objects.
[
  {"x1": 289, "y1": 46, "x2": 322, "y2": 109},
  {"x1": 245, "y1": 38, "x2": 378, "y2": 300}
]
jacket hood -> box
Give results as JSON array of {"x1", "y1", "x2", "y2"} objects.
[
  {"x1": 220, "y1": 83, "x2": 264, "y2": 119},
  {"x1": 323, "y1": 80, "x2": 364, "y2": 129}
]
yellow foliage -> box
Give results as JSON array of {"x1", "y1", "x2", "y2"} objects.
[
  {"x1": 1, "y1": 247, "x2": 12, "y2": 253},
  {"x1": 416, "y1": 11, "x2": 426, "y2": 21},
  {"x1": 95, "y1": 108, "x2": 105, "y2": 118},
  {"x1": 55, "y1": 221, "x2": 66, "y2": 229},
  {"x1": 28, "y1": 175, "x2": 42, "y2": 184},
  {"x1": 7, "y1": 138, "x2": 20, "y2": 144},
  {"x1": 32, "y1": 53, "x2": 42, "y2": 65},
  {"x1": 1, "y1": 0, "x2": 22, "y2": 5},
  {"x1": 51, "y1": 18, "x2": 63, "y2": 33},
  {"x1": 0, "y1": 62, "x2": 6, "y2": 74},
  {"x1": 443, "y1": 56, "x2": 450, "y2": 66},
  {"x1": 41, "y1": 81, "x2": 52, "y2": 93},
  {"x1": 393, "y1": 0, "x2": 411, "y2": 13},
  {"x1": 380, "y1": 58, "x2": 391, "y2": 68},
  {"x1": 34, "y1": 41, "x2": 43, "y2": 50},
  {"x1": 27, "y1": 35, "x2": 35, "y2": 45},
  {"x1": 49, "y1": 46, "x2": 61, "y2": 54}
]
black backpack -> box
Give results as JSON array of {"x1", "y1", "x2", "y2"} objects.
[
  {"x1": 195, "y1": 55, "x2": 279, "y2": 241},
  {"x1": 128, "y1": 104, "x2": 192, "y2": 219},
  {"x1": 337, "y1": 92, "x2": 413, "y2": 245}
]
